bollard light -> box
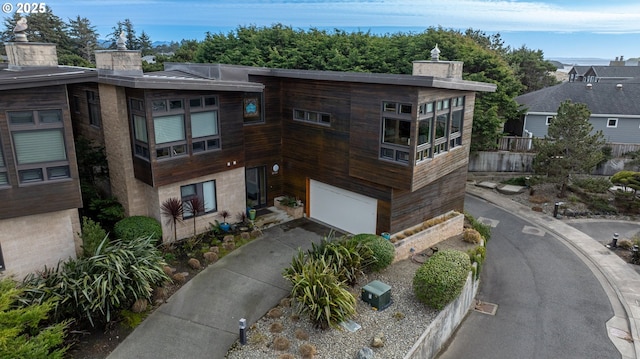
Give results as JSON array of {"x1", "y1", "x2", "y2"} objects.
[
  {"x1": 611, "y1": 233, "x2": 619, "y2": 248},
  {"x1": 239, "y1": 318, "x2": 247, "y2": 345}
]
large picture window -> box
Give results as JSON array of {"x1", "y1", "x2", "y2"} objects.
[
  {"x1": 154, "y1": 115, "x2": 186, "y2": 159},
  {"x1": 415, "y1": 96, "x2": 465, "y2": 163},
  {"x1": 191, "y1": 111, "x2": 220, "y2": 153},
  {"x1": 181, "y1": 180, "x2": 217, "y2": 218},
  {"x1": 380, "y1": 101, "x2": 412, "y2": 164},
  {"x1": 8, "y1": 110, "x2": 70, "y2": 184}
]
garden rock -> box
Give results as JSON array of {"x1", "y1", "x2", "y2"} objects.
[
  {"x1": 188, "y1": 258, "x2": 201, "y2": 270},
  {"x1": 172, "y1": 272, "x2": 188, "y2": 283},
  {"x1": 209, "y1": 246, "x2": 219, "y2": 253},
  {"x1": 203, "y1": 252, "x2": 218, "y2": 263},
  {"x1": 131, "y1": 298, "x2": 148, "y2": 313},
  {"x1": 153, "y1": 286, "x2": 168, "y2": 303},
  {"x1": 241, "y1": 232, "x2": 251, "y2": 240},
  {"x1": 223, "y1": 235, "x2": 235, "y2": 243},
  {"x1": 223, "y1": 241, "x2": 235, "y2": 251},
  {"x1": 355, "y1": 347, "x2": 375, "y2": 359},
  {"x1": 163, "y1": 265, "x2": 176, "y2": 276},
  {"x1": 371, "y1": 332, "x2": 385, "y2": 348}
]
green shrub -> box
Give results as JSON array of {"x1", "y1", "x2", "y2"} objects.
[
  {"x1": 80, "y1": 216, "x2": 108, "y2": 258},
  {"x1": 350, "y1": 233, "x2": 395, "y2": 272},
  {"x1": 464, "y1": 212, "x2": 491, "y2": 242},
  {"x1": 21, "y1": 236, "x2": 170, "y2": 327},
  {"x1": 572, "y1": 177, "x2": 612, "y2": 193},
  {"x1": 307, "y1": 236, "x2": 366, "y2": 285},
  {"x1": 462, "y1": 228, "x2": 483, "y2": 244},
  {"x1": 283, "y1": 256, "x2": 356, "y2": 330},
  {"x1": 0, "y1": 278, "x2": 69, "y2": 359},
  {"x1": 467, "y1": 246, "x2": 487, "y2": 279},
  {"x1": 413, "y1": 249, "x2": 471, "y2": 310},
  {"x1": 501, "y1": 176, "x2": 527, "y2": 186},
  {"x1": 114, "y1": 216, "x2": 162, "y2": 244}
]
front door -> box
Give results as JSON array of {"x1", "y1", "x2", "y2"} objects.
[{"x1": 245, "y1": 166, "x2": 267, "y2": 208}]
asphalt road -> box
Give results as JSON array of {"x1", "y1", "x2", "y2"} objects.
[{"x1": 436, "y1": 195, "x2": 621, "y2": 359}]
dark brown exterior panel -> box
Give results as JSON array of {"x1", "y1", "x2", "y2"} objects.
[
  {"x1": 390, "y1": 165, "x2": 467, "y2": 233},
  {"x1": 0, "y1": 85, "x2": 82, "y2": 219}
]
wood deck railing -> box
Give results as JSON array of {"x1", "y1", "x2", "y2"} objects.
[{"x1": 496, "y1": 136, "x2": 640, "y2": 157}]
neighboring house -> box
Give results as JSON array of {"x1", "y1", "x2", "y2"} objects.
[
  {"x1": 0, "y1": 42, "x2": 97, "y2": 278},
  {"x1": 568, "y1": 65, "x2": 591, "y2": 82},
  {"x1": 581, "y1": 66, "x2": 640, "y2": 83},
  {"x1": 509, "y1": 79, "x2": 640, "y2": 144},
  {"x1": 0, "y1": 39, "x2": 496, "y2": 279}
]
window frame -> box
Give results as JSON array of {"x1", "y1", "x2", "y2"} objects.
[
  {"x1": 180, "y1": 180, "x2": 217, "y2": 219},
  {"x1": 293, "y1": 108, "x2": 331, "y2": 126},
  {"x1": 8, "y1": 109, "x2": 70, "y2": 185},
  {"x1": 87, "y1": 90, "x2": 101, "y2": 128},
  {"x1": 189, "y1": 96, "x2": 221, "y2": 154},
  {"x1": 606, "y1": 118, "x2": 618, "y2": 128},
  {"x1": 130, "y1": 98, "x2": 150, "y2": 160},
  {"x1": 380, "y1": 101, "x2": 413, "y2": 164},
  {"x1": 546, "y1": 116, "x2": 554, "y2": 126},
  {"x1": 415, "y1": 96, "x2": 465, "y2": 163}
]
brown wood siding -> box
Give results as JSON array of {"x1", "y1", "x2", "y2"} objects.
[
  {"x1": 0, "y1": 85, "x2": 82, "y2": 219},
  {"x1": 147, "y1": 90, "x2": 246, "y2": 187},
  {"x1": 244, "y1": 76, "x2": 283, "y2": 205},
  {"x1": 67, "y1": 83, "x2": 104, "y2": 146},
  {"x1": 348, "y1": 83, "x2": 416, "y2": 190},
  {"x1": 390, "y1": 165, "x2": 467, "y2": 233}
]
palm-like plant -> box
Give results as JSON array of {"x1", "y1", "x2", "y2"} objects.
[
  {"x1": 184, "y1": 197, "x2": 205, "y2": 236},
  {"x1": 161, "y1": 198, "x2": 183, "y2": 241}
]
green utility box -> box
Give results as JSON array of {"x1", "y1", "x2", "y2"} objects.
[{"x1": 361, "y1": 280, "x2": 391, "y2": 310}]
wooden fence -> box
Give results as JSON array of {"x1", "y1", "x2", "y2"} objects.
[{"x1": 496, "y1": 136, "x2": 640, "y2": 157}]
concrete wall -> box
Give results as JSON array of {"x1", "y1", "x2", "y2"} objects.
[
  {"x1": 404, "y1": 272, "x2": 480, "y2": 359},
  {"x1": 0, "y1": 209, "x2": 80, "y2": 280},
  {"x1": 468, "y1": 151, "x2": 634, "y2": 176},
  {"x1": 156, "y1": 167, "x2": 246, "y2": 243},
  {"x1": 393, "y1": 212, "x2": 464, "y2": 262},
  {"x1": 468, "y1": 151, "x2": 534, "y2": 173}
]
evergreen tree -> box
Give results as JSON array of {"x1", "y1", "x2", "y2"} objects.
[
  {"x1": 68, "y1": 15, "x2": 98, "y2": 62},
  {"x1": 534, "y1": 101, "x2": 606, "y2": 197},
  {"x1": 138, "y1": 30, "x2": 153, "y2": 56},
  {"x1": 0, "y1": 278, "x2": 69, "y2": 359},
  {"x1": 109, "y1": 18, "x2": 138, "y2": 49},
  {"x1": 507, "y1": 45, "x2": 559, "y2": 94}
]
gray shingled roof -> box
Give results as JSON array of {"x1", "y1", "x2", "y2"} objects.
[
  {"x1": 587, "y1": 65, "x2": 640, "y2": 80},
  {"x1": 568, "y1": 65, "x2": 591, "y2": 76},
  {"x1": 515, "y1": 79, "x2": 640, "y2": 115},
  {"x1": 0, "y1": 65, "x2": 97, "y2": 90}
]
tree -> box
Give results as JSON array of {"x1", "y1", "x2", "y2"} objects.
[
  {"x1": 506, "y1": 45, "x2": 559, "y2": 94},
  {"x1": 610, "y1": 171, "x2": 640, "y2": 199},
  {"x1": 138, "y1": 30, "x2": 153, "y2": 56},
  {"x1": 533, "y1": 101, "x2": 606, "y2": 197},
  {"x1": 68, "y1": 15, "x2": 98, "y2": 62},
  {"x1": 0, "y1": 278, "x2": 69, "y2": 359}
]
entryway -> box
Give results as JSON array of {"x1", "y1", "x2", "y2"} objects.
[{"x1": 246, "y1": 166, "x2": 267, "y2": 208}]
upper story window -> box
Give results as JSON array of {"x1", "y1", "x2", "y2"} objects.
[
  {"x1": 607, "y1": 118, "x2": 618, "y2": 128},
  {"x1": 546, "y1": 116, "x2": 553, "y2": 126},
  {"x1": 87, "y1": 91, "x2": 101, "y2": 128},
  {"x1": 380, "y1": 102, "x2": 412, "y2": 164},
  {"x1": 139, "y1": 96, "x2": 220, "y2": 161},
  {"x1": 130, "y1": 99, "x2": 149, "y2": 159},
  {"x1": 0, "y1": 135, "x2": 7, "y2": 187},
  {"x1": 293, "y1": 109, "x2": 331, "y2": 126},
  {"x1": 416, "y1": 96, "x2": 465, "y2": 163},
  {"x1": 8, "y1": 109, "x2": 70, "y2": 184}
]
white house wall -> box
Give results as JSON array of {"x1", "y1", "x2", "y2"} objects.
[{"x1": 0, "y1": 209, "x2": 80, "y2": 281}]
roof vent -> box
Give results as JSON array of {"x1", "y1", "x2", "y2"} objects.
[
  {"x1": 616, "y1": 83, "x2": 623, "y2": 90},
  {"x1": 586, "y1": 83, "x2": 593, "y2": 89}
]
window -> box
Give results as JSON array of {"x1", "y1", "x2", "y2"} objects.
[
  {"x1": 129, "y1": 99, "x2": 149, "y2": 159},
  {"x1": 181, "y1": 180, "x2": 217, "y2": 218},
  {"x1": 415, "y1": 96, "x2": 465, "y2": 163},
  {"x1": 154, "y1": 114, "x2": 186, "y2": 159},
  {"x1": 0, "y1": 136, "x2": 7, "y2": 186},
  {"x1": 243, "y1": 93, "x2": 263, "y2": 124},
  {"x1": 8, "y1": 110, "x2": 70, "y2": 184},
  {"x1": 191, "y1": 111, "x2": 220, "y2": 153},
  {"x1": 607, "y1": 118, "x2": 618, "y2": 128},
  {"x1": 293, "y1": 109, "x2": 331, "y2": 126},
  {"x1": 380, "y1": 101, "x2": 413, "y2": 164},
  {"x1": 87, "y1": 91, "x2": 101, "y2": 127},
  {"x1": 546, "y1": 116, "x2": 554, "y2": 126}
]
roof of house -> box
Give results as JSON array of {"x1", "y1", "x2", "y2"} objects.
[
  {"x1": 568, "y1": 66, "x2": 591, "y2": 76},
  {"x1": 515, "y1": 79, "x2": 640, "y2": 115},
  {"x1": 585, "y1": 65, "x2": 640, "y2": 81},
  {"x1": 0, "y1": 63, "x2": 97, "y2": 90}
]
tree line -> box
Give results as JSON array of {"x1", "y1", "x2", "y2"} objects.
[{"x1": 1, "y1": 7, "x2": 559, "y2": 151}]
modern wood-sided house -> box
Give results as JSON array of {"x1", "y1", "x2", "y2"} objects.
[
  {"x1": 0, "y1": 42, "x2": 97, "y2": 278},
  {"x1": 509, "y1": 79, "x2": 640, "y2": 144},
  {"x1": 0, "y1": 38, "x2": 496, "y2": 279}
]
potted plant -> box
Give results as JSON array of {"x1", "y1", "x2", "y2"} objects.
[{"x1": 219, "y1": 210, "x2": 231, "y2": 232}]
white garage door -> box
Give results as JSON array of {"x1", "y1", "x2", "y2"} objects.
[{"x1": 309, "y1": 180, "x2": 377, "y2": 235}]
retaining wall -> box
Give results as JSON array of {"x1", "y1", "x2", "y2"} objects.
[{"x1": 392, "y1": 211, "x2": 464, "y2": 262}]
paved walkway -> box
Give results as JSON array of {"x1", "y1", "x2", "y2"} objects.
[
  {"x1": 106, "y1": 217, "x2": 330, "y2": 359},
  {"x1": 107, "y1": 187, "x2": 640, "y2": 359},
  {"x1": 467, "y1": 184, "x2": 640, "y2": 359}
]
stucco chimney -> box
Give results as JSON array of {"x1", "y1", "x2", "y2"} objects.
[
  {"x1": 412, "y1": 45, "x2": 463, "y2": 79},
  {"x1": 94, "y1": 32, "x2": 143, "y2": 76},
  {"x1": 4, "y1": 17, "x2": 58, "y2": 69}
]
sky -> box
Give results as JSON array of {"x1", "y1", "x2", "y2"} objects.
[{"x1": 5, "y1": 0, "x2": 640, "y2": 62}]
